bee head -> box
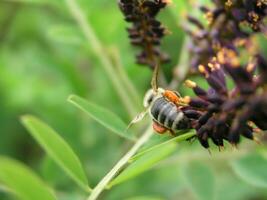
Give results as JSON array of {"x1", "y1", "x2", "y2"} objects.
[{"x1": 143, "y1": 88, "x2": 165, "y2": 108}]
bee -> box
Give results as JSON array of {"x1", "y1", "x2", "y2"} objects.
[
  {"x1": 143, "y1": 88, "x2": 191, "y2": 134},
  {"x1": 127, "y1": 64, "x2": 192, "y2": 135},
  {"x1": 128, "y1": 87, "x2": 191, "y2": 135}
]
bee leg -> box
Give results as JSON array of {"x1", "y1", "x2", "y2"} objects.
[
  {"x1": 152, "y1": 121, "x2": 167, "y2": 134},
  {"x1": 126, "y1": 110, "x2": 148, "y2": 130}
]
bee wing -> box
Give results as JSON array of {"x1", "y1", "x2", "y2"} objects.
[{"x1": 126, "y1": 110, "x2": 148, "y2": 130}]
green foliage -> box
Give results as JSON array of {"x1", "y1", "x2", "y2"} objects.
[
  {"x1": 21, "y1": 115, "x2": 90, "y2": 192},
  {"x1": 47, "y1": 25, "x2": 84, "y2": 45},
  {"x1": 182, "y1": 161, "x2": 215, "y2": 200},
  {"x1": 231, "y1": 152, "x2": 267, "y2": 188},
  {"x1": 68, "y1": 95, "x2": 136, "y2": 140},
  {"x1": 131, "y1": 131, "x2": 195, "y2": 161},
  {"x1": 108, "y1": 141, "x2": 177, "y2": 188},
  {"x1": 0, "y1": 0, "x2": 267, "y2": 200},
  {"x1": 0, "y1": 157, "x2": 56, "y2": 200}
]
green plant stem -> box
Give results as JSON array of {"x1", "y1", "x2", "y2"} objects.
[
  {"x1": 109, "y1": 46, "x2": 141, "y2": 106},
  {"x1": 169, "y1": 37, "x2": 191, "y2": 90},
  {"x1": 87, "y1": 125, "x2": 154, "y2": 200},
  {"x1": 64, "y1": 0, "x2": 138, "y2": 118},
  {"x1": 130, "y1": 131, "x2": 196, "y2": 162}
]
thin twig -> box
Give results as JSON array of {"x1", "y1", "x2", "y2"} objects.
[
  {"x1": 87, "y1": 125, "x2": 154, "y2": 200},
  {"x1": 169, "y1": 37, "x2": 191, "y2": 90},
  {"x1": 158, "y1": 69, "x2": 168, "y2": 88},
  {"x1": 166, "y1": 2, "x2": 191, "y2": 90},
  {"x1": 109, "y1": 47, "x2": 141, "y2": 105},
  {"x1": 151, "y1": 63, "x2": 160, "y2": 91},
  {"x1": 64, "y1": 0, "x2": 138, "y2": 118}
]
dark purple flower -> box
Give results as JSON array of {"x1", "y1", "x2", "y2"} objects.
[
  {"x1": 186, "y1": 0, "x2": 267, "y2": 69},
  {"x1": 118, "y1": 0, "x2": 170, "y2": 68},
  {"x1": 183, "y1": 51, "x2": 267, "y2": 148}
]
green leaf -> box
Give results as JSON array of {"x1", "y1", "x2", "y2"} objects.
[
  {"x1": 182, "y1": 161, "x2": 215, "y2": 200},
  {"x1": 21, "y1": 115, "x2": 90, "y2": 192},
  {"x1": 68, "y1": 95, "x2": 136, "y2": 140},
  {"x1": 0, "y1": 157, "x2": 56, "y2": 200},
  {"x1": 231, "y1": 152, "x2": 267, "y2": 188},
  {"x1": 131, "y1": 131, "x2": 195, "y2": 162},
  {"x1": 216, "y1": 171, "x2": 256, "y2": 200},
  {"x1": 108, "y1": 141, "x2": 177, "y2": 188},
  {"x1": 47, "y1": 25, "x2": 84, "y2": 45}
]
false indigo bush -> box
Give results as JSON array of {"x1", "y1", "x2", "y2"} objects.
[{"x1": 119, "y1": 0, "x2": 267, "y2": 148}]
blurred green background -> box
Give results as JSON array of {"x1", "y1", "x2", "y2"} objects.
[{"x1": 1, "y1": 0, "x2": 267, "y2": 200}]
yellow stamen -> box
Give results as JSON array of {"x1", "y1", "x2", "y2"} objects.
[
  {"x1": 249, "y1": 12, "x2": 259, "y2": 22},
  {"x1": 185, "y1": 80, "x2": 197, "y2": 88},
  {"x1": 181, "y1": 96, "x2": 191, "y2": 104},
  {"x1": 204, "y1": 11, "x2": 213, "y2": 25},
  {"x1": 246, "y1": 59, "x2": 256, "y2": 73},
  {"x1": 198, "y1": 64, "x2": 206, "y2": 73},
  {"x1": 217, "y1": 48, "x2": 240, "y2": 67}
]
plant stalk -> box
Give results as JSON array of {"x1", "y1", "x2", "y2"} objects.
[
  {"x1": 109, "y1": 47, "x2": 141, "y2": 105},
  {"x1": 169, "y1": 37, "x2": 191, "y2": 90},
  {"x1": 87, "y1": 125, "x2": 154, "y2": 200}
]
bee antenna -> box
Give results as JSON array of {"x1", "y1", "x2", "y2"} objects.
[
  {"x1": 126, "y1": 110, "x2": 148, "y2": 131},
  {"x1": 151, "y1": 63, "x2": 160, "y2": 92}
]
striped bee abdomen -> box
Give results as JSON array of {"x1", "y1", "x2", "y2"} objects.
[{"x1": 150, "y1": 97, "x2": 190, "y2": 131}]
